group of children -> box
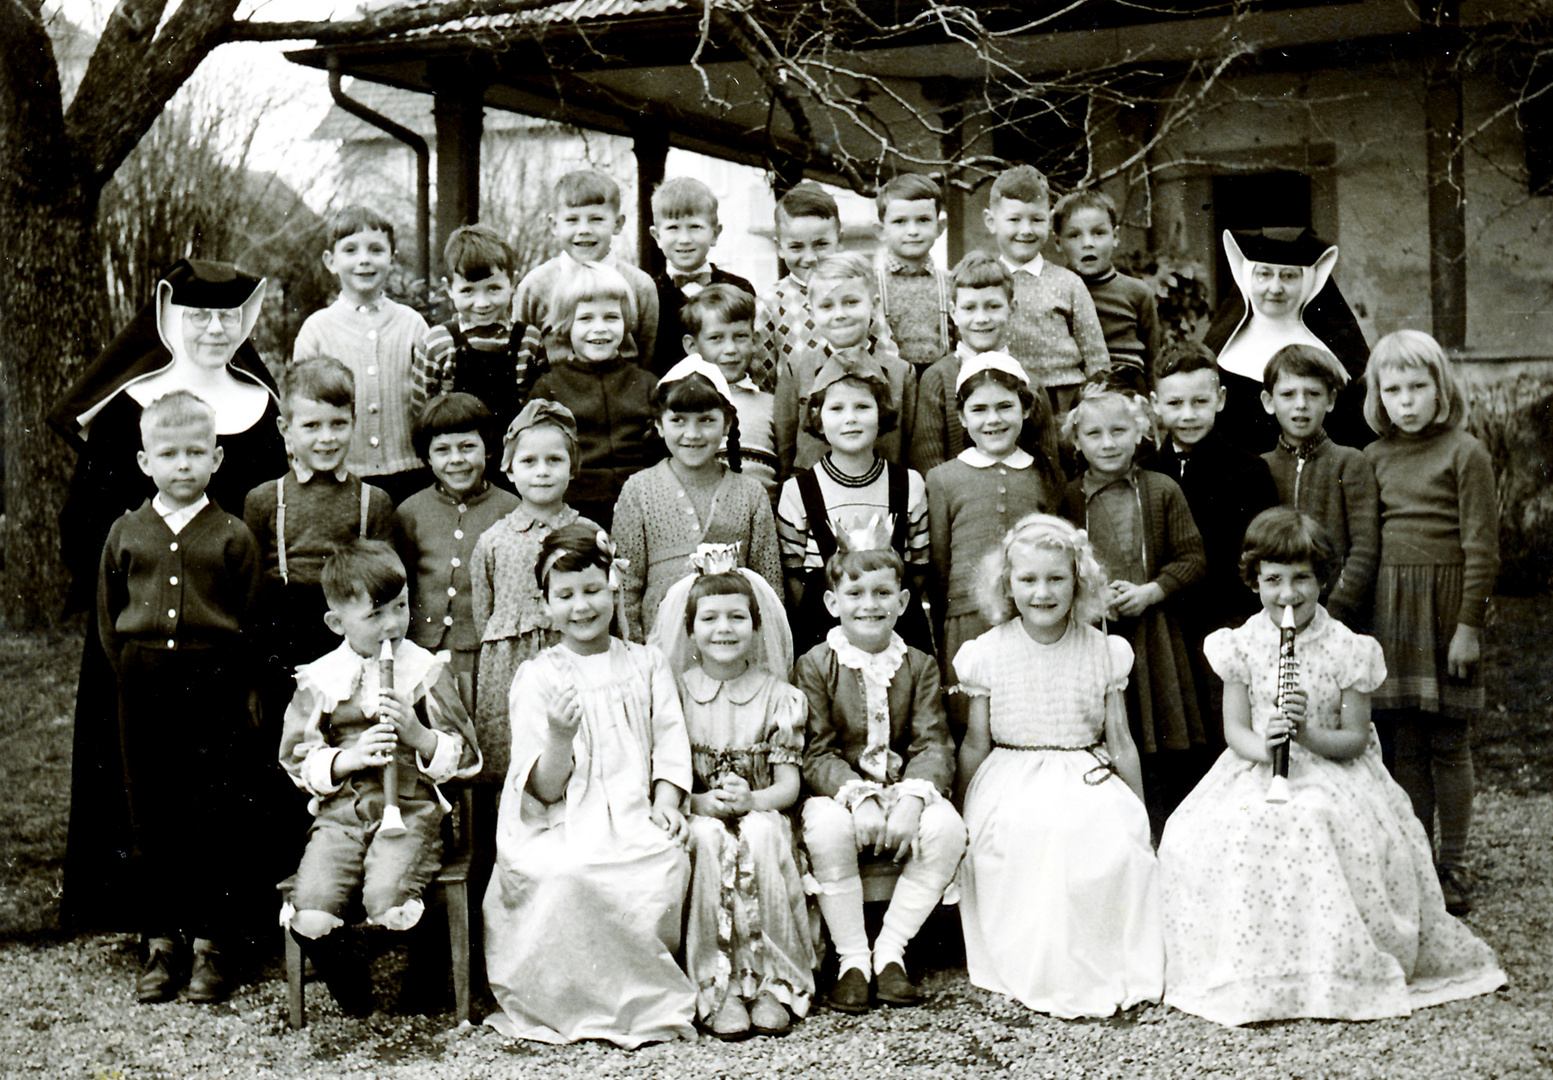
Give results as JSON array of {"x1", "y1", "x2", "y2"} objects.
[{"x1": 91, "y1": 158, "x2": 1508, "y2": 1041}]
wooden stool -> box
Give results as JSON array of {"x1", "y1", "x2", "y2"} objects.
[{"x1": 284, "y1": 786, "x2": 473, "y2": 1028}]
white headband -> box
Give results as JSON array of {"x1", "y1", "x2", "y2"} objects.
[
  {"x1": 658, "y1": 355, "x2": 733, "y2": 404},
  {"x1": 956, "y1": 350, "x2": 1030, "y2": 393}
]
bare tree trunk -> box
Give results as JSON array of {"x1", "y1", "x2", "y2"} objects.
[
  {"x1": 0, "y1": 176, "x2": 104, "y2": 626},
  {"x1": 0, "y1": 4, "x2": 104, "y2": 626}
]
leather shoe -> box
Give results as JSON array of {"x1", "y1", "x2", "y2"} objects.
[
  {"x1": 875, "y1": 961, "x2": 921, "y2": 1006},
  {"x1": 825, "y1": 966, "x2": 870, "y2": 1014},
  {"x1": 1438, "y1": 864, "x2": 1473, "y2": 916},
  {"x1": 185, "y1": 939, "x2": 228, "y2": 1003},
  {"x1": 136, "y1": 937, "x2": 185, "y2": 1003},
  {"x1": 749, "y1": 991, "x2": 791, "y2": 1035}
]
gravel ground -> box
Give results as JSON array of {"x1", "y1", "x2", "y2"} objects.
[{"x1": 4, "y1": 789, "x2": 1548, "y2": 1080}]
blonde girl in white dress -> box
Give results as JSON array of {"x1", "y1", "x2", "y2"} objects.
[{"x1": 954, "y1": 513, "x2": 1164, "y2": 1018}]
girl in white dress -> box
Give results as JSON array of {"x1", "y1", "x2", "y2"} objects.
[
  {"x1": 482, "y1": 523, "x2": 696, "y2": 1047},
  {"x1": 1159, "y1": 508, "x2": 1506, "y2": 1025},
  {"x1": 955, "y1": 513, "x2": 1164, "y2": 1018}
]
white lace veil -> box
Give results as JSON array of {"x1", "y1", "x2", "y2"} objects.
[{"x1": 648, "y1": 544, "x2": 793, "y2": 678}]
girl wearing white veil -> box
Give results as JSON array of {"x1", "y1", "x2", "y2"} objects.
[{"x1": 652, "y1": 545, "x2": 817, "y2": 1038}]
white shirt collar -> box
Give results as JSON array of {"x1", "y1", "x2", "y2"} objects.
[
  {"x1": 958, "y1": 447, "x2": 1035, "y2": 469},
  {"x1": 153, "y1": 493, "x2": 209, "y2": 535},
  {"x1": 292, "y1": 461, "x2": 351, "y2": 484},
  {"x1": 1001, "y1": 253, "x2": 1044, "y2": 277}
]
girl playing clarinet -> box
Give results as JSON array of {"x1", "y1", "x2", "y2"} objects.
[{"x1": 1157, "y1": 508, "x2": 1505, "y2": 1025}]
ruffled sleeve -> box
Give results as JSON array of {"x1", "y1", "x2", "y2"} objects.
[
  {"x1": 764, "y1": 680, "x2": 807, "y2": 767},
  {"x1": 950, "y1": 632, "x2": 991, "y2": 696},
  {"x1": 1337, "y1": 630, "x2": 1388, "y2": 695},
  {"x1": 1104, "y1": 634, "x2": 1134, "y2": 694},
  {"x1": 1203, "y1": 626, "x2": 1248, "y2": 685}
]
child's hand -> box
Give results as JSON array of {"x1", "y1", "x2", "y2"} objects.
[
  {"x1": 718, "y1": 774, "x2": 753, "y2": 816},
  {"x1": 1447, "y1": 624, "x2": 1481, "y2": 680},
  {"x1": 651, "y1": 803, "x2": 688, "y2": 845},
  {"x1": 339, "y1": 722, "x2": 398, "y2": 774},
  {"x1": 691, "y1": 791, "x2": 732, "y2": 819},
  {"x1": 852, "y1": 797, "x2": 888, "y2": 855},
  {"x1": 1266, "y1": 689, "x2": 1304, "y2": 758},
  {"x1": 882, "y1": 796, "x2": 924, "y2": 863},
  {"x1": 547, "y1": 684, "x2": 584, "y2": 741},
  {"x1": 375, "y1": 687, "x2": 413, "y2": 732},
  {"x1": 1113, "y1": 582, "x2": 1165, "y2": 618}
]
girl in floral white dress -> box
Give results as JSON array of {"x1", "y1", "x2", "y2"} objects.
[
  {"x1": 653, "y1": 552, "x2": 815, "y2": 1038},
  {"x1": 955, "y1": 513, "x2": 1164, "y2": 1018},
  {"x1": 1159, "y1": 508, "x2": 1505, "y2": 1025},
  {"x1": 483, "y1": 524, "x2": 696, "y2": 1047}
]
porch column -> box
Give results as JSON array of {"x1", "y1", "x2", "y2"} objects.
[
  {"x1": 431, "y1": 65, "x2": 486, "y2": 287},
  {"x1": 1423, "y1": 0, "x2": 1466, "y2": 348},
  {"x1": 632, "y1": 118, "x2": 670, "y2": 275}
]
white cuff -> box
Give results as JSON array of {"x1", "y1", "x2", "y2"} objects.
[
  {"x1": 891, "y1": 777, "x2": 942, "y2": 808},
  {"x1": 302, "y1": 749, "x2": 345, "y2": 797},
  {"x1": 417, "y1": 730, "x2": 461, "y2": 784},
  {"x1": 835, "y1": 779, "x2": 885, "y2": 812}
]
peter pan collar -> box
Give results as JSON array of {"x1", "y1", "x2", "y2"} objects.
[
  {"x1": 958, "y1": 447, "x2": 1034, "y2": 469},
  {"x1": 681, "y1": 665, "x2": 766, "y2": 706}
]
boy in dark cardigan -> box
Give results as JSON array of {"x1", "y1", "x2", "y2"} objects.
[
  {"x1": 98, "y1": 390, "x2": 264, "y2": 1004},
  {"x1": 1150, "y1": 342, "x2": 1279, "y2": 744}
]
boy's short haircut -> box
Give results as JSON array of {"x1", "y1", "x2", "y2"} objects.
[
  {"x1": 554, "y1": 169, "x2": 621, "y2": 211},
  {"x1": 1052, "y1": 188, "x2": 1119, "y2": 233},
  {"x1": 651, "y1": 176, "x2": 719, "y2": 224},
  {"x1": 549, "y1": 263, "x2": 638, "y2": 340},
  {"x1": 280, "y1": 356, "x2": 355, "y2": 417},
  {"x1": 140, "y1": 390, "x2": 216, "y2": 437},
  {"x1": 802, "y1": 375, "x2": 900, "y2": 440},
  {"x1": 823, "y1": 546, "x2": 906, "y2": 591},
  {"x1": 1261, "y1": 343, "x2": 1349, "y2": 395},
  {"x1": 321, "y1": 538, "x2": 407, "y2": 608},
  {"x1": 808, "y1": 251, "x2": 877, "y2": 295},
  {"x1": 1238, "y1": 507, "x2": 1339, "y2": 589},
  {"x1": 988, "y1": 164, "x2": 1051, "y2": 207},
  {"x1": 327, "y1": 204, "x2": 396, "y2": 250},
  {"x1": 1153, "y1": 340, "x2": 1221, "y2": 388},
  {"x1": 951, "y1": 250, "x2": 1014, "y2": 298},
  {"x1": 680, "y1": 284, "x2": 756, "y2": 338},
  {"x1": 775, "y1": 182, "x2": 840, "y2": 227},
  {"x1": 443, "y1": 224, "x2": 514, "y2": 282},
  {"x1": 875, "y1": 173, "x2": 944, "y2": 217},
  {"x1": 412, "y1": 392, "x2": 495, "y2": 461}
]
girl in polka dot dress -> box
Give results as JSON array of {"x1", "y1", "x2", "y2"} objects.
[{"x1": 1158, "y1": 508, "x2": 1505, "y2": 1025}]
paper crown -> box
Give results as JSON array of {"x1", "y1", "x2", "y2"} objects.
[
  {"x1": 830, "y1": 512, "x2": 895, "y2": 555},
  {"x1": 689, "y1": 543, "x2": 742, "y2": 576}
]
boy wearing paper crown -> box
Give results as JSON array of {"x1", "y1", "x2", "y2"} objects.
[{"x1": 796, "y1": 520, "x2": 964, "y2": 1015}]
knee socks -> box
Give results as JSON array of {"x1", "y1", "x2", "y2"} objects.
[
  {"x1": 873, "y1": 869, "x2": 946, "y2": 974},
  {"x1": 814, "y1": 877, "x2": 870, "y2": 979}
]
